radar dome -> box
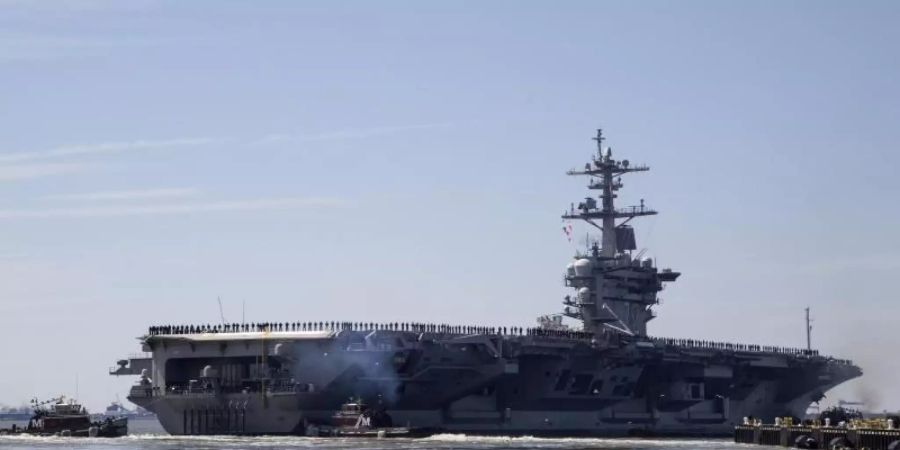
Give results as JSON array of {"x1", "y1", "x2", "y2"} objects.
[
  {"x1": 573, "y1": 259, "x2": 593, "y2": 277},
  {"x1": 577, "y1": 287, "x2": 592, "y2": 304},
  {"x1": 565, "y1": 262, "x2": 576, "y2": 278}
]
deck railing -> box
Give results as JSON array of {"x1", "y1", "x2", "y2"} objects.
[
  {"x1": 648, "y1": 336, "x2": 854, "y2": 365},
  {"x1": 141, "y1": 322, "x2": 852, "y2": 364},
  {"x1": 144, "y1": 322, "x2": 594, "y2": 341}
]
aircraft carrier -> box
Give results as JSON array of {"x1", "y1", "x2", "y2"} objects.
[{"x1": 111, "y1": 129, "x2": 861, "y2": 436}]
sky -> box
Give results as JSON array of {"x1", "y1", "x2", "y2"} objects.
[{"x1": 0, "y1": 0, "x2": 898, "y2": 412}]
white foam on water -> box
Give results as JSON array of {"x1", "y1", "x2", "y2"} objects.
[
  {"x1": 420, "y1": 433, "x2": 735, "y2": 448},
  {"x1": 0, "y1": 432, "x2": 739, "y2": 449}
]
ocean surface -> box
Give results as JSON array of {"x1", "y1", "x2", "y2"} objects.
[{"x1": 0, "y1": 420, "x2": 771, "y2": 450}]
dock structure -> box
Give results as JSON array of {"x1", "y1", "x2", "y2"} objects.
[{"x1": 735, "y1": 421, "x2": 900, "y2": 449}]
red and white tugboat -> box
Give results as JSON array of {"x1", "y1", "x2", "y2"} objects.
[
  {"x1": 0, "y1": 397, "x2": 127, "y2": 437},
  {"x1": 306, "y1": 398, "x2": 420, "y2": 438}
]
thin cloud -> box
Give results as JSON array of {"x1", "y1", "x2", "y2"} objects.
[
  {"x1": 785, "y1": 253, "x2": 900, "y2": 274},
  {"x1": 0, "y1": 123, "x2": 448, "y2": 181},
  {"x1": 0, "y1": 252, "x2": 27, "y2": 261},
  {"x1": 255, "y1": 123, "x2": 452, "y2": 145},
  {"x1": 0, "y1": 0, "x2": 161, "y2": 12},
  {"x1": 0, "y1": 34, "x2": 180, "y2": 63},
  {"x1": 44, "y1": 187, "x2": 201, "y2": 202},
  {"x1": 0, "y1": 197, "x2": 346, "y2": 219},
  {"x1": 0, "y1": 162, "x2": 97, "y2": 182},
  {"x1": 0, "y1": 137, "x2": 222, "y2": 164},
  {"x1": 0, "y1": 123, "x2": 447, "y2": 165}
]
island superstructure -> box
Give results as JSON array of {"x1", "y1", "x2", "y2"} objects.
[{"x1": 112, "y1": 129, "x2": 861, "y2": 436}]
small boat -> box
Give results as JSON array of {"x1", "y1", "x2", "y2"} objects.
[
  {"x1": 306, "y1": 399, "x2": 422, "y2": 438},
  {"x1": 0, "y1": 407, "x2": 31, "y2": 421},
  {"x1": 0, "y1": 396, "x2": 127, "y2": 437},
  {"x1": 92, "y1": 401, "x2": 156, "y2": 421}
]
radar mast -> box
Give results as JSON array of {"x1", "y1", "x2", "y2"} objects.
[
  {"x1": 562, "y1": 129, "x2": 656, "y2": 258},
  {"x1": 561, "y1": 129, "x2": 678, "y2": 339}
]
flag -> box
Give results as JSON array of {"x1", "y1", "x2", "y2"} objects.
[{"x1": 562, "y1": 221, "x2": 573, "y2": 242}]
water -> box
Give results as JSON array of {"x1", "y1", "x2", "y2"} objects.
[{"x1": 1, "y1": 420, "x2": 769, "y2": 450}]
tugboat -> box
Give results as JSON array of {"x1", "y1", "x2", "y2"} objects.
[
  {"x1": 0, "y1": 397, "x2": 127, "y2": 437},
  {"x1": 94, "y1": 400, "x2": 156, "y2": 421},
  {"x1": 306, "y1": 398, "x2": 421, "y2": 437}
]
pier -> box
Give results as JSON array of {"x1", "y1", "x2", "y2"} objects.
[{"x1": 735, "y1": 418, "x2": 900, "y2": 449}]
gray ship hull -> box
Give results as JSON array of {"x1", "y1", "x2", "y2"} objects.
[{"x1": 116, "y1": 328, "x2": 860, "y2": 437}]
